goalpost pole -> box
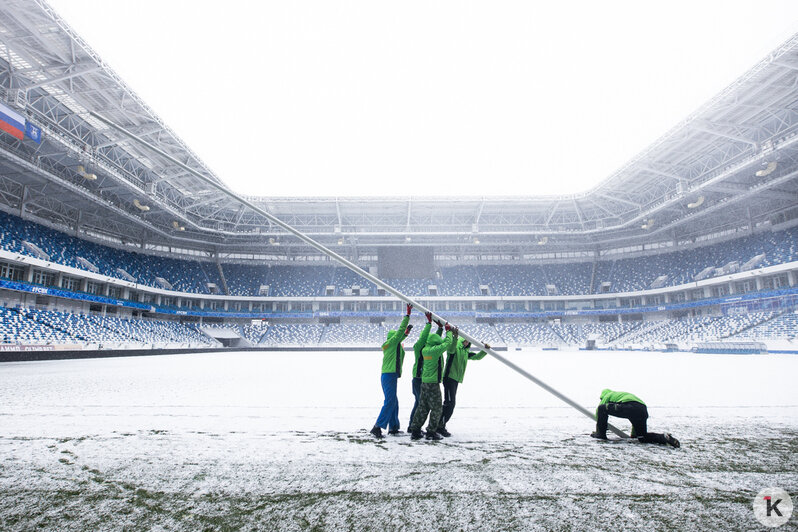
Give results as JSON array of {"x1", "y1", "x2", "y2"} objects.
[{"x1": 90, "y1": 111, "x2": 629, "y2": 438}]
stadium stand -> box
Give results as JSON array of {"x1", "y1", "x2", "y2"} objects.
[
  {"x1": 477, "y1": 265, "x2": 545, "y2": 296},
  {"x1": 3, "y1": 304, "x2": 798, "y2": 349},
  {"x1": 223, "y1": 264, "x2": 331, "y2": 297},
  {"x1": 0, "y1": 305, "x2": 214, "y2": 347},
  {"x1": 320, "y1": 323, "x2": 384, "y2": 345},
  {"x1": 258, "y1": 324, "x2": 325, "y2": 346},
  {"x1": 3, "y1": 210, "x2": 798, "y2": 297},
  {"x1": 494, "y1": 323, "x2": 565, "y2": 346},
  {"x1": 379, "y1": 278, "x2": 436, "y2": 297},
  {"x1": 605, "y1": 312, "x2": 779, "y2": 347},
  {"x1": 579, "y1": 322, "x2": 640, "y2": 344},
  {"x1": 0, "y1": 211, "x2": 223, "y2": 294},
  {"x1": 332, "y1": 267, "x2": 377, "y2": 296},
  {"x1": 0, "y1": 306, "x2": 74, "y2": 344},
  {"x1": 731, "y1": 310, "x2": 798, "y2": 342},
  {"x1": 595, "y1": 228, "x2": 798, "y2": 293},
  {"x1": 543, "y1": 262, "x2": 594, "y2": 296},
  {"x1": 241, "y1": 323, "x2": 269, "y2": 344},
  {"x1": 465, "y1": 323, "x2": 504, "y2": 346},
  {"x1": 3, "y1": 208, "x2": 798, "y2": 351},
  {"x1": 438, "y1": 266, "x2": 481, "y2": 296}
]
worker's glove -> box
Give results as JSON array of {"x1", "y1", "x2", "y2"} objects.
[
  {"x1": 452, "y1": 327, "x2": 459, "y2": 339},
  {"x1": 434, "y1": 319, "x2": 444, "y2": 329},
  {"x1": 405, "y1": 325, "x2": 413, "y2": 335},
  {"x1": 406, "y1": 303, "x2": 413, "y2": 316},
  {"x1": 444, "y1": 323, "x2": 451, "y2": 332},
  {"x1": 425, "y1": 311, "x2": 433, "y2": 323},
  {"x1": 483, "y1": 343, "x2": 491, "y2": 350},
  {"x1": 463, "y1": 341, "x2": 471, "y2": 349}
]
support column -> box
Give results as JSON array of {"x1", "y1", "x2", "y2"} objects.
[{"x1": 19, "y1": 185, "x2": 29, "y2": 219}]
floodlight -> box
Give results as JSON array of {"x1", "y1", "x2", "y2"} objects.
[
  {"x1": 755, "y1": 161, "x2": 777, "y2": 177},
  {"x1": 687, "y1": 196, "x2": 705, "y2": 209},
  {"x1": 76, "y1": 165, "x2": 96, "y2": 180}
]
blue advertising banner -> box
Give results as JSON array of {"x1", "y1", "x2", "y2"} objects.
[{"x1": 25, "y1": 121, "x2": 42, "y2": 143}]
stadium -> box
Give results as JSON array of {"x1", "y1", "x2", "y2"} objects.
[{"x1": 1, "y1": 1, "x2": 797, "y2": 530}]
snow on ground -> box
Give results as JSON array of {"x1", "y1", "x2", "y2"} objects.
[{"x1": 0, "y1": 350, "x2": 796, "y2": 531}]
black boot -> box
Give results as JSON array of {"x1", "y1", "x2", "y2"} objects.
[
  {"x1": 370, "y1": 426, "x2": 384, "y2": 439},
  {"x1": 410, "y1": 429, "x2": 423, "y2": 440},
  {"x1": 590, "y1": 431, "x2": 608, "y2": 440},
  {"x1": 388, "y1": 429, "x2": 401, "y2": 436},
  {"x1": 664, "y1": 433, "x2": 680, "y2": 448},
  {"x1": 437, "y1": 427, "x2": 451, "y2": 437},
  {"x1": 425, "y1": 430, "x2": 443, "y2": 441}
]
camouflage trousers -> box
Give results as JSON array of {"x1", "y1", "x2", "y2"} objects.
[{"x1": 409, "y1": 382, "x2": 442, "y2": 433}]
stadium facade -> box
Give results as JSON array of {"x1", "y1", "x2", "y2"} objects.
[{"x1": 1, "y1": 0, "x2": 798, "y2": 352}]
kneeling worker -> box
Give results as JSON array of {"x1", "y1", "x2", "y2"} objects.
[{"x1": 591, "y1": 388, "x2": 680, "y2": 447}]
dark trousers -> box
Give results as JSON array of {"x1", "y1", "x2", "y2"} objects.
[
  {"x1": 410, "y1": 382, "x2": 442, "y2": 433},
  {"x1": 408, "y1": 377, "x2": 422, "y2": 429},
  {"x1": 596, "y1": 401, "x2": 668, "y2": 444},
  {"x1": 439, "y1": 377, "x2": 459, "y2": 429}
]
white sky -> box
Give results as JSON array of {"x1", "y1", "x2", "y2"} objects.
[{"x1": 46, "y1": 1, "x2": 798, "y2": 197}]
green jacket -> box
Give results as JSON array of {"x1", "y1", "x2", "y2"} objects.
[
  {"x1": 420, "y1": 331, "x2": 454, "y2": 384},
  {"x1": 381, "y1": 314, "x2": 410, "y2": 376},
  {"x1": 412, "y1": 324, "x2": 443, "y2": 379},
  {"x1": 443, "y1": 338, "x2": 487, "y2": 383},
  {"x1": 596, "y1": 388, "x2": 646, "y2": 416}
]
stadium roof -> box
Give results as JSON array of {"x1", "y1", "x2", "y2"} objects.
[{"x1": 1, "y1": 0, "x2": 798, "y2": 261}]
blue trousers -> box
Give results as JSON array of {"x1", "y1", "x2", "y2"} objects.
[
  {"x1": 375, "y1": 372, "x2": 400, "y2": 431},
  {"x1": 408, "y1": 377, "x2": 422, "y2": 429}
]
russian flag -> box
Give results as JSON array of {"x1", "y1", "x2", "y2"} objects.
[{"x1": 0, "y1": 102, "x2": 26, "y2": 141}]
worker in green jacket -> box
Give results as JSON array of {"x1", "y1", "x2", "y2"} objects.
[
  {"x1": 370, "y1": 304, "x2": 413, "y2": 439},
  {"x1": 406, "y1": 313, "x2": 442, "y2": 432},
  {"x1": 437, "y1": 337, "x2": 489, "y2": 437},
  {"x1": 409, "y1": 324, "x2": 456, "y2": 441},
  {"x1": 591, "y1": 388, "x2": 680, "y2": 447}
]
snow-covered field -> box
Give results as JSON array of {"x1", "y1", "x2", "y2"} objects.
[{"x1": 1, "y1": 349, "x2": 796, "y2": 531}]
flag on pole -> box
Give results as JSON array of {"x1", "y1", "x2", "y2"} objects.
[{"x1": 0, "y1": 101, "x2": 26, "y2": 140}]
